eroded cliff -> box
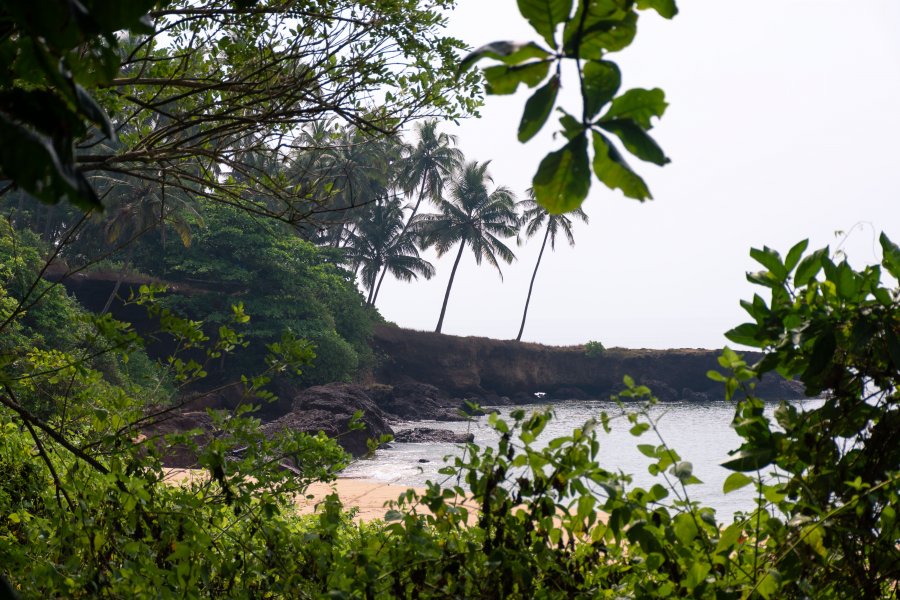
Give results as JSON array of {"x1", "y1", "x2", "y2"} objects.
[{"x1": 371, "y1": 324, "x2": 805, "y2": 402}]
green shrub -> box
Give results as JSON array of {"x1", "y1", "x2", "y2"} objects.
[{"x1": 584, "y1": 340, "x2": 605, "y2": 357}]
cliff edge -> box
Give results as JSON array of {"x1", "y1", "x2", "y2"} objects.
[{"x1": 371, "y1": 324, "x2": 805, "y2": 402}]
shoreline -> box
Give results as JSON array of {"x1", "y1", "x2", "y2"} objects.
[{"x1": 164, "y1": 469, "x2": 424, "y2": 522}]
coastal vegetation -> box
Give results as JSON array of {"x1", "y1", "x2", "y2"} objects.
[{"x1": 0, "y1": 1, "x2": 897, "y2": 599}]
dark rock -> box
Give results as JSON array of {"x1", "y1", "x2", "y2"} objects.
[
  {"x1": 756, "y1": 374, "x2": 807, "y2": 399},
  {"x1": 140, "y1": 411, "x2": 213, "y2": 468},
  {"x1": 548, "y1": 386, "x2": 591, "y2": 401},
  {"x1": 393, "y1": 427, "x2": 474, "y2": 444},
  {"x1": 366, "y1": 382, "x2": 466, "y2": 422},
  {"x1": 681, "y1": 388, "x2": 711, "y2": 402},
  {"x1": 262, "y1": 383, "x2": 393, "y2": 457},
  {"x1": 510, "y1": 391, "x2": 534, "y2": 405},
  {"x1": 640, "y1": 379, "x2": 679, "y2": 402}
]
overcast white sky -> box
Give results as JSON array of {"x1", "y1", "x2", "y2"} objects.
[{"x1": 375, "y1": 0, "x2": 900, "y2": 349}]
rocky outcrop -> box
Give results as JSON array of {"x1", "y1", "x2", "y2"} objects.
[
  {"x1": 140, "y1": 410, "x2": 214, "y2": 468},
  {"x1": 262, "y1": 383, "x2": 393, "y2": 456},
  {"x1": 365, "y1": 382, "x2": 467, "y2": 422},
  {"x1": 393, "y1": 428, "x2": 474, "y2": 444},
  {"x1": 372, "y1": 325, "x2": 806, "y2": 402}
]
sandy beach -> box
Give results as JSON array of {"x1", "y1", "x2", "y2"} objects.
[
  {"x1": 164, "y1": 469, "x2": 426, "y2": 522},
  {"x1": 295, "y1": 478, "x2": 426, "y2": 521}
]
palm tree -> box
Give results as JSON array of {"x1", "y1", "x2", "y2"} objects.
[
  {"x1": 415, "y1": 161, "x2": 519, "y2": 333},
  {"x1": 344, "y1": 196, "x2": 435, "y2": 306},
  {"x1": 312, "y1": 127, "x2": 401, "y2": 247},
  {"x1": 514, "y1": 192, "x2": 588, "y2": 341},
  {"x1": 97, "y1": 178, "x2": 201, "y2": 313},
  {"x1": 397, "y1": 120, "x2": 464, "y2": 226},
  {"x1": 362, "y1": 120, "x2": 463, "y2": 291}
]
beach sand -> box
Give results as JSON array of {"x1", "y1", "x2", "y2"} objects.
[{"x1": 164, "y1": 469, "x2": 425, "y2": 522}]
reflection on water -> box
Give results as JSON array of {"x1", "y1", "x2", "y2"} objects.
[{"x1": 341, "y1": 398, "x2": 825, "y2": 518}]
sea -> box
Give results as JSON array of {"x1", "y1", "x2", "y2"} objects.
[{"x1": 342, "y1": 397, "x2": 826, "y2": 519}]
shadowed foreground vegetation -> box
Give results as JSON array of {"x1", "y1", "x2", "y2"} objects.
[{"x1": 0, "y1": 0, "x2": 897, "y2": 597}]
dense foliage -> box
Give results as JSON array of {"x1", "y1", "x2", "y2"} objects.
[
  {"x1": 461, "y1": 0, "x2": 676, "y2": 212},
  {"x1": 135, "y1": 202, "x2": 377, "y2": 387},
  {"x1": 1, "y1": 0, "x2": 897, "y2": 598},
  {"x1": 1, "y1": 226, "x2": 897, "y2": 597}
]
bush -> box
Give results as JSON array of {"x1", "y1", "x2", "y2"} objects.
[{"x1": 584, "y1": 340, "x2": 605, "y2": 357}]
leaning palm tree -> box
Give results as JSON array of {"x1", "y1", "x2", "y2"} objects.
[
  {"x1": 514, "y1": 192, "x2": 588, "y2": 341},
  {"x1": 415, "y1": 161, "x2": 519, "y2": 333},
  {"x1": 397, "y1": 120, "x2": 464, "y2": 224},
  {"x1": 364, "y1": 121, "x2": 463, "y2": 289},
  {"x1": 344, "y1": 196, "x2": 435, "y2": 306}
]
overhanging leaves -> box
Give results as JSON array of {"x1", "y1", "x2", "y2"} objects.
[
  {"x1": 483, "y1": 60, "x2": 551, "y2": 95},
  {"x1": 636, "y1": 0, "x2": 679, "y2": 18},
  {"x1": 517, "y1": 0, "x2": 573, "y2": 48},
  {"x1": 598, "y1": 118, "x2": 669, "y2": 165},
  {"x1": 591, "y1": 131, "x2": 651, "y2": 200},
  {"x1": 601, "y1": 88, "x2": 668, "y2": 129},
  {"x1": 563, "y1": 8, "x2": 637, "y2": 59},
  {"x1": 722, "y1": 448, "x2": 774, "y2": 472},
  {"x1": 518, "y1": 76, "x2": 560, "y2": 142},
  {"x1": 460, "y1": 41, "x2": 552, "y2": 72},
  {"x1": 582, "y1": 60, "x2": 620, "y2": 119},
  {"x1": 0, "y1": 115, "x2": 100, "y2": 209},
  {"x1": 532, "y1": 132, "x2": 590, "y2": 213}
]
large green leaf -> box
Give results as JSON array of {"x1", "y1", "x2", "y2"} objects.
[
  {"x1": 880, "y1": 232, "x2": 900, "y2": 279},
  {"x1": 89, "y1": 0, "x2": 156, "y2": 35},
  {"x1": 557, "y1": 110, "x2": 584, "y2": 140},
  {"x1": 598, "y1": 118, "x2": 669, "y2": 165},
  {"x1": 749, "y1": 246, "x2": 788, "y2": 281},
  {"x1": 460, "y1": 41, "x2": 551, "y2": 71},
  {"x1": 784, "y1": 239, "x2": 809, "y2": 273},
  {"x1": 563, "y1": 7, "x2": 637, "y2": 60},
  {"x1": 532, "y1": 132, "x2": 591, "y2": 213},
  {"x1": 601, "y1": 88, "x2": 668, "y2": 129},
  {"x1": 722, "y1": 472, "x2": 753, "y2": 494},
  {"x1": 518, "y1": 76, "x2": 560, "y2": 142},
  {"x1": 517, "y1": 0, "x2": 573, "y2": 48},
  {"x1": 591, "y1": 131, "x2": 651, "y2": 200},
  {"x1": 0, "y1": 115, "x2": 100, "y2": 210},
  {"x1": 582, "y1": 60, "x2": 620, "y2": 119},
  {"x1": 793, "y1": 248, "x2": 827, "y2": 287},
  {"x1": 636, "y1": 0, "x2": 679, "y2": 18},
  {"x1": 74, "y1": 83, "x2": 116, "y2": 139},
  {"x1": 721, "y1": 447, "x2": 774, "y2": 472},
  {"x1": 724, "y1": 323, "x2": 761, "y2": 347},
  {"x1": 483, "y1": 61, "x2": 551, "y2": 95}
]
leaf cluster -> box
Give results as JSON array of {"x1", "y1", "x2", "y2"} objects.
[{"x1": 462, "y1": 0, "x2": 676, "y2": 214}]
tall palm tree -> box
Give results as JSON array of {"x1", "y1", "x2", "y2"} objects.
[
  {"x1": 363, "y1": 121, "x2": 464, "y2": 291},
  {"x1": 514, "y1": 192, "x2": 588, "y2": 341},
  {"x1": 344, "y1": 196, "x2": 435, "y2": 306},
  {"x1": 415, "y1": 161, "x2": 519, "y2": 333},
  {"x1": 313, "y1": 127, "x2": 401, "y2": 247},
  {"x1": 397, "y1": 120, "x2": 464, "y2": 226}
]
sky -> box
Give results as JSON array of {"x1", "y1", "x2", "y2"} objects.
[{"x1": 375, "y1": 0, "x2": 900, "y2": 350}]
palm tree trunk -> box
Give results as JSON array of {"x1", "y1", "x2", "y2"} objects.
[
  {"x1": 435, "y1": 241, "x2": 466, "y2": 334},
  {"x1": 101, "y1": 245, "x2": 134, "y2": 315},
  {"x1": 516, "y1": 226, "x2": 550, "y2": 342},
  {"x1": 395, "y1": 179, "x2": 429, "y2": 242},
  {"x1": 371, "y1": 264, "x2": 390, "y2": 306},
  {"x1": 365, "y1": 276, "x2": 375, "y2": 305}
]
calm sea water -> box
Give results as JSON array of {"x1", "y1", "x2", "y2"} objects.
[{"x1": 341, "y1": 398, "x2": 825, "y2": 518}]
